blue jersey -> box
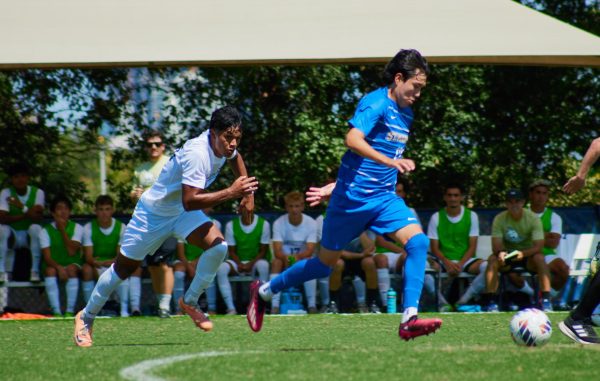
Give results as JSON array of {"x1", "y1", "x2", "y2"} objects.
[{"x1": 336, "y1": 87, "x2": 413, "y2": 197}]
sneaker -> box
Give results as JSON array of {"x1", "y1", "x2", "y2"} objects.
[
  {"x1": 541, "y1": 299, "x2": 553, "y2": 312},
  {"x1": 225, "y1": 309, "x2": 237, "y2": 316},
  {"x1": 484, "y1": 303, "x2": 499, "y2": 312},
  {"x1": 270, "y1": 307, "x2": 280, "y2": 315},
  {"x1": 398, "y1": 316, "x2": 443, "y2": 341},
  {"x1": 368, "y1": 302, "x2": 381, "y2": 314},
  {"x1": 321, "y1": 301, "x2": 339, "y2": 314},
  {"x1": 131, "y1": 310, "x2": 142, "y2": 317},
  {"x1": 308, "y1": 306, "x2": 318, "y2": 314},
  {"x1": 157, "y1": 308, "x2": 171, "y2": 318},
  {"x1": 178, "y1": 298, "x2": 213, "y2": 332},
  {"x1": 506, "y1": 302, "x2": 519, "y2": 312},
  {"x1": 558, "y1": 315, "x2": 600, "y2": 345},
  {"x1": 246, "y1": 280, "x2": 267, "y2": 332},
  {"x1": 555, "y1": 302, "x2": 570, "y2": 311},
  {"x1": 29, "y1": 271, "x2": 40, "y2": 282},
  {"x1": 357, "y1": 302, "x2": 368, "y2": 314},
  {"x1": 73, "y1": 311, "x2": 93, "y2": 348}
]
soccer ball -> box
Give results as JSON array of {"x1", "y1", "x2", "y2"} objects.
[{"x1": 509, "y1": 308, "x2": 552, "y2": 347}]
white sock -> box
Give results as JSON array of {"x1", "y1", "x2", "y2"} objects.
[
  {"x1": 173, "y1": 271, "x2": 185, "y2": 309},
  {"x1": 0, "y1": 225, "x2": 9, "y2": 273},
  {"x1": 28, "y1": 225, "x2": 42, "y2": 273},
  {"x1": 353, "y1": 276, "x2": 366, "y2": 305},
  {"x1": 118, "y1": 279, "x2": 129, "y2": 317},
  {"x1": 318, "y1": 277, "x2": 330, "y2": 305},
  {"x1": 82, "y1": 280, "x2": 95, "y2": 303},
  {"x1": 458, "y1": 263, "x2": 487, "y2": 305},
  {"x1": 184, "y1": 242, "x2": 227, "y2": 305},
  {"x1": 83, "y1": 264, "x2": 123, "y2": 319},
  {"x1": 44, "y1": 277, "x2": 61, "y2": 314},
  {"x1": 158, "y1": 294, "x2": 171, "y2": 312},
  {"x1": 206, "y1": 280, "x2": 217, "y2": 311},
  {"x1": 129, "y1": 276, "x2": 141, "y2": 312},
  {"x1": 65, "y1": 278, "x2": 79, "y2": 313},
  {"x1": 377, "y1": 269, "x2": 390, "y2": 307},
  {"x1": 423, "y1": 273, "x2": 436, "y2": 294},
  {"x1": 259, "y1": 281, "x2": 273, "y2": 301},
  {"x1": 0, "y1": 286, "x2": 7, "y2": 310},
  {"x1": 254, "y1": 259, "x2": 269, "y2": 283},
  {"x1": 304, "y1": 279, "x2": 317, "y2": 308},
  {"x1": 216, "y1": 263, "x2": 235, "y2": 311},
  {"x1": 520, "y1": 282, "x2": 534, "y2": 297},
  {"x1": 269, "y1": 274, "x2": 280, "y2": 308},
  {"x1": 402, "y1": 307, "x2": 418, "y2": 323}
]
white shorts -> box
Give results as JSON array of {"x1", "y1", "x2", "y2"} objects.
[
  {"x1": 383, "y1": 252, "x2": 402, "y2": 272},
  {"x1": 121, "y1": 202, "x2": 211, "y2": 261},
  {"x1": 544, "y1": 254, "x2": 562, "y2": 264},
  {"x1": 225, "y1": 259, "x2": 268, "y2": 275}
]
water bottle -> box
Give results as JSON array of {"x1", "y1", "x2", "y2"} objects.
[{"x1": 387, "y1": 288, "x2": 397, "y2": 314}]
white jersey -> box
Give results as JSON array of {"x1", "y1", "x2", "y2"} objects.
[
  {"x1": 140, "y1": 130, "x2": 237, "y2": 216},
  {"x1": 0, "y1": 186, "x2": 45, "y2": 212},
  {"x1": 427, "y1": 206, "x2": 479, "y2": 240},
  {"x1": 315, "y1": 214, "x2": 324, "y2": 242},
  {"x1": 39, "y1": 221, "x2": 84, "y2": 249},
  {"x1": 272, "y1": 213, "x2": 317, "y2": 255},
  {"x1": 82, "y1": 218, "x2": 126, "y2": 247}
]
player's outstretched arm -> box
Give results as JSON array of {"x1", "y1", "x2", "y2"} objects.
[
  {"x1": 563, "y1": 137, "x2": 600, "y2": 194},
  {"x1": 306, "y1": 182, "x2": 336, "y2": 207}
]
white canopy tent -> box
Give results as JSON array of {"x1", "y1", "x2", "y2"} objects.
[{"x1": 1, "y1": 0, "x2": 598, "y2": 69}]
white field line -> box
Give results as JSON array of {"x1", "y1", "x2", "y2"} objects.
[{"x1": 120, "y1": 350, "x2": 242, "y2": 381}]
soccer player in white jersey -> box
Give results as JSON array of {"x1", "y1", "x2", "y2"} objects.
[{"x1": 74, "y1": 106, "x2": 258, "y2": 347}]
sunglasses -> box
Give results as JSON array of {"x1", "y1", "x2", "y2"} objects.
[{"x1": 145, "y1": 142, "x2": 163, "y2": 148}]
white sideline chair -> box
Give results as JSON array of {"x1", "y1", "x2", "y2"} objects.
[{"x1": 566, "y1": 234, "x2": 600, "y2": 277}]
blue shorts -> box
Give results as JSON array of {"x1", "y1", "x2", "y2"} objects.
[{"x1": 321, "y1": 190, "x2": 419, "y2": 251}]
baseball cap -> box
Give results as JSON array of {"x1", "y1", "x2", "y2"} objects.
[
  {"x1": 529, "y1": 179, "x2": 551, "y2": 190},
  {"x1": 505, "y1": 188, "x2": 524, "y2": 200}
]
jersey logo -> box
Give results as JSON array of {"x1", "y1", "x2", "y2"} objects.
[{"x1": 385, "y1": 131, "x2": 408, "y2": 143}]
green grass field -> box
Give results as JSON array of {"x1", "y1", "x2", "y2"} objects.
[{"x1": 1, "y1": 312, "x2": 598, "y2": 381}]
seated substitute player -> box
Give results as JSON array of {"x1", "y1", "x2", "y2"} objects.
[
  {"x1": 80, "y1": 195, "x2": 128, "y2": 316},
  {"x1": 74, "y1": 105, "x2": 258, "y2": 347},
  {"x1": 328, "y1": 231, "x2": 381, "y2": 313},
  {"x1": 528, "y1": 179, "x2": 569, "y2": 304},
  {"x1": 215, "y1": 207, "x2": 270, "y2": 315},
  {"x1": 427, "y1": 183, "x2": 486, "y2": 308},
  {"x1": 0, "y1": 163, "x2": 45, "y2": 283},
  {"x1": 481, "y1": 188, "x2": 551, "y2": 312},
  {"x1": 247, "y1": 49, "x2": 442, "y2": 339},
  {"x1": 269, "y1": 191, "x2": 318, "y2": 314},
  {"x1": 40, "y1": 195, "x2": 84, "y2": 317}
]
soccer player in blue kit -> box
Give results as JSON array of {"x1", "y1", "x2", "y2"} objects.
[{"x1": 247, "y1": 49, "x2": 442, "y2": 340}]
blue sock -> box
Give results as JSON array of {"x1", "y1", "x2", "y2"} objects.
[
  {"x1": 402, "y1": 233, "x2": 429, "y2": 309},
  {"x1": 271, "y1": 257, "x2": 332, "y2": 294}
]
